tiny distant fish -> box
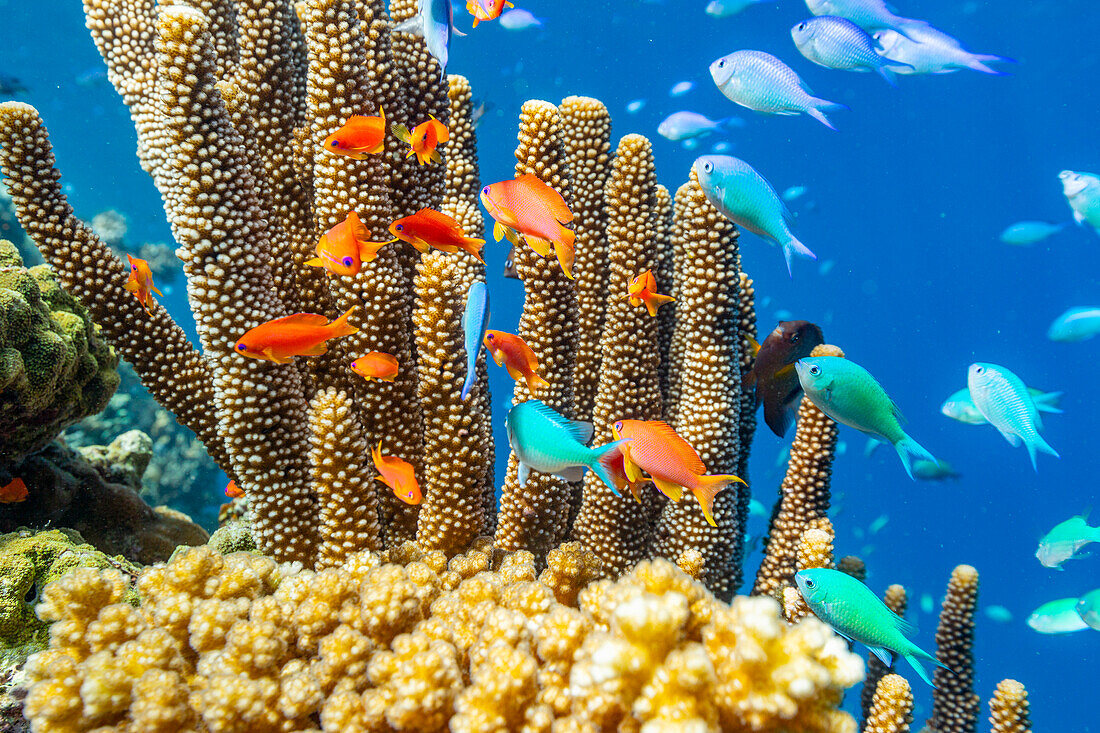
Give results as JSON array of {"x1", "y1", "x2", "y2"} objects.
[
  {"x1": 626, "y1": 99, "x2": 647, "y2": 114},
  {"x1": 1048, "y1": 306, "x2": 1100, "y2": 342},
  {"x1": 499, "y1": 8, "x2": 543, "y2": 30},
  {"x1": 781, "y1": 185, "x2": 808, "y2": 202},
  {"x1": 1059, "y1": 170, "x2": 1100, "y2": 234},
  {"x1": 984, "y1": 605, "x2": 1013, "y2": 624},
  {"x1": 774, "y1": 308, "x2": 794, "y2": 320},
  {"x1": 1027, "y1": 598, "x2": 1090, "y2": 634},
  {"x1": 124, "y1": 255, "x2": 163, "y2": 315},
  {"x1": 868, "y1": 514, "x2": 889, "y2": 535},
  {"x1": 805, "y1": 0, "x2": 929, "y2": 39},
  {"x1": 502, "y1": 245, "x2": 520, "y2": 279},
  {"x1": 792, "y1": 16, "x2": 910, "y2": 85},
  {"x1": 835, "y1": 440, "x2": 847, "y2": 455},
  {"x1": 998, "y1": 221, "x2": 1066, "y2": 246},
  {"x1": 0, "y1": 477, "x2": 28, "y2": 503},
  {"x1": 1077, "y1": 589, "x2": 1100, "y2": 631},
  {"x1": 818, "y1": 259, "x2": 836, "y2": 275},
  {"x1": 941, "y1": 385, "x2": 1062, "y2": 425},
  {"x1": 705, "y1": 0, "x2": 773, "y2": 18},
  {"x1": 75, "y1": 67, "x2": 108, "y2": 87},
  {"x1": 1036, "y1": 513, "x2": 1100, "y2": 569},
  {"x1": 682, "y1": 139, "x2": 701, "y2": 151},
  {"x1": 748, "y1": 498, "x2": 767, "y2": 517},
  {"x1": 461, "y1": 281, "x2": 489, "y2": 400},
  {"x1": 873, "y1": 25, "x2": 1012, "y2": 75},
  {"x1": 471, "y1": 98, "x2": 494, "y2": 127},
  {"x1": 657, "y1": 111, "x2": 737, "y2": 141},
  {"x1": 968, "y1": 362, "x2": 1059, "y2": 471},
  {"x1": 394, "y1": 0, "x2": 463, "y2": 80},
  {"x1": 919, "y1": 593, "x2": 933, "y2": 614},
  {"x1": 710, "y1": 49, "x2": 846, "y2": 129},
  {"x1": 912, "y1": 459, "x2": 960, "y2": 481},
  {"x1": 0, "y1": 74, "x2": 28, "y2": 97},
  {"x1": 669, "y1": 80, "x2": 696, "y2": 96},
  {"x1": 710, "y1": 141, "x2": 733, "y2": 154}
]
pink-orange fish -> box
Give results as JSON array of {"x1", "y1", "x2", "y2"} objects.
[
  {"x1": 484, "y1": 330, "x2": 549, "y2": 395},
  {"x1": 323, "y1": 108, "x2": 387, "y2": 159},
  {"x1": 391, "y1": 115, "x2": 449, "y2": 165},
  {"x1": 627, "y1": 270, "x2": 675, "y2": 317},
  {"x1": 611, "y1": 419, "x2": 745, "y2": 527},
  {"x1": 601, "y1": 450, "x2": 648, "y2": 503},
  {"x1": 480, "y1": 173, "x2": 575, "y2": 278},
  {"x1": 123, "y1": 255, "x2": 163, "y2": 314},
  {"x1": 350, "y1": 352, "x2": 399, "y2": 382},
  {"x1": 306, "y1": 212, "x2": 394, "y2": 276},
  {"x1": 468, "y1": 0, "x2": 513, "y2": 27},
  {"x1": 371, "y1": 441, "x2": 421, "y2": 505},
  {"x1": 234, "y1": 307, "x2": 359, "y2": 364},
  {"x1": 389, "y1": 208, "x2": 485, "y2": 262},
  {"x1": 0, "y1": 477, "x2": 27, "y2": 503},
  {"x1": 224, "y1": 480, "x2": 243, "y2": 499}
]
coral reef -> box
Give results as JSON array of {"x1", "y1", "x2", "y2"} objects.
[
  {"x1": 927, "y1": 565, "x2": 980, "y2": 733},
  {"x1": 862, "y1": 584, "x2": 909, "y2": 725},
  {"x1": 862, "y1": 674, "x2": 913, "y2": 733},
  {"x1": 988, "y1": 679, "x2": 1031, "y2": 733}
]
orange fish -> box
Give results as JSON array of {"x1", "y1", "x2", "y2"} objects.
[
  {"x1": 484, "y1": 330, "x2": 549, "y2": 395},
  {"x1": 323, "y1": 107, "x2": 387, "y2": 159},
  {"x1": 224, "y1": 480, "x2": 244, "y2": 499},
  {"x1": 611, "y1": 419, "x2": 745, "y2": 527},
  {"x1": 234, "y1": 306, "x2": 359, "y2": 364},
  {"x1": 123, "y1": 255, "x2": 163, "y2": 314},
  {"x1": 627, "y1": 270, "x2": 675, "y2": 317},
  {"x1": 468, "y1": 0, "x2": 513, "y2": 27},
  {"x1": 480, "y1": 173, "x2": 576, "y2": 278},
  {"x1": 350, "y1": 351, "x2": 399, "y2": 382},
  {"x1": 601, "y1": 450, "x2": 648, "y2": 503},
  {"x1": 391, "y1": 115, "x2": 449, "y2": 165},
  {"x1": 371, "y1": 441, "x2": 421, "y2": 505},
  {"x1": 389, "y1": 208, "x2": 485, "y2": 262},
  {"x1": 0, "y1": 477, "x2": 27, "y2": 503},
  {"x1": 306, "y1": 212, "x2": 395, "y2": 276}
]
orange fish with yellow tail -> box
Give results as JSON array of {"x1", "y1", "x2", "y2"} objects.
[
  {"x1": 468, "y1": 0, "x2": 513, "y2": 27},
  {"x1": 484, "y1": 330, "x2": 549, "y2": 395},
  {"x1": 0, "y1": 477, "x2": 28, "y2": 503},
  {"x1": 350, "y1": 351, "x2": 399, "y2": 382},
  {"x1": 611, "y1": 419, "x2": 745, "y2": 527},
  {"x1": 371, "y1": 442, "x2": 421, "y2": 505},
  {"x1": 234, "y1": 306, "x2": 359, "y2": 364},
  {"x1": 323, "y1": 107, "x2": 387, "y2": 159},
  {"x1": 389, "y1": 208, "x2": 485, "y2": 262},
  {"x1": 123, "y1": 255, "x2": 163, "y2": 314},
  {"x1": 391, "y1": 115, "x2": 449, "y2": 165},
  {"x1": 480, "y1": 173, "x2": 576, "y2": 278},
  {"x1": 224, "y1": 480, "x2": 243, "y2": 499},
  {"x1": 306, "y1": 212, "x2": 394, "y2": 276},
  {"x1": 628, "y1": 270, "x2": 675, "y2": 317}
]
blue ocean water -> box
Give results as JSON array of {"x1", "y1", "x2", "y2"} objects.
[{"x1": 2, "y1": 0, "x2": 1097, "y2": 727}]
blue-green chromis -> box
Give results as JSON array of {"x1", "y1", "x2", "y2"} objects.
[
  {"x1": 1075, "y1": 590, "x2": 1100, "y2": 631},
  {"x1": 967, "y1": 362, "x2": 1059, "y2": 471},
  {"x1": 1059, "y1": 170, "x2": 1100, "y2": 234},
  {"x1": 1027, "y1": 598, "x2": 1090, "y2": 634},
  {"x1": 505, "y1": 400, "x2": 622, "y2": 491},
  {"x1": 1035, "y1": 513, "x2": 1100, "y2": 569}
]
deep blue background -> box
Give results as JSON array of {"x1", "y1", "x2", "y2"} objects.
[{"x1": 2, "y1": 0, "x2": 1097, "y2": 727}]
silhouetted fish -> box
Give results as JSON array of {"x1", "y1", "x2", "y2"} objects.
[
  {"x1": 502, "y1": 244, "x2": 519, "y2": 279},
  {"x1": 0, "y1": 75, "x2": 28, "y2": 97},
  {"x1": 743, "y1": 320, "x2": 824, "y2": 437}
]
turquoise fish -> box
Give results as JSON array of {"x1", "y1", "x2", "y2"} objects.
[
  {"x1": 1047, "y1": 306, "x2": 1100, "y2": 342},
  {"x1": 912, "y1": 459, "x2": 959, "y2": 482},
  {"x1": 1059, "y1": 170, "x2": 1100, "y2": 234},
  {"x1": 999, "y1": 221, "x2": 1066, "y2": 246},
  {"x1": 1027, "y1": 598, "x2": 1089, "y2": 634},
  {"x1": 460, "y1": 281, "x2": 489, "y2": 400},
  {"x1": 505, "y1": 400, "x2": 622, "y2": 491},
  {"x1": 1036, "y1": 513, "x2": 1100, "y2": 569},
  {"x1": 708, "y1": 50, "x2": 846, "y2": 130},
  {"x1": 694, "y1": 155, "x2": 817, "y2": 275},
  {"x1": 940, "y1": 385, "x2": 1062, "y2": 425},
  {"x1": 967, "y1": 362, "x2": 1059, "y2": 471},
  {"x1": 795, "y1": 568, "x2": 949, "y2": 687},
  {"x1": 795, "y1": 356, "x2": 935, "y2": 479},
  {"x1": 1076, "y1": 589, "x2": 1100, "y2": 631}
]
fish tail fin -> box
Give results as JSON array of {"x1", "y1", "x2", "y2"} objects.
[
  {"x1": 359, "y1": 237, "x2": 396, "y2": 263},
  {"x1": 781, "y1": 236, "x2": 817, "y2": 276},
  {"x1": 471, "y1": 17, "x2": 480, "y2": 28},
  {"x1": 692, "y1": 474, "x2": 746, "y2": 527},
  {"x1": 553, "y1": 228, "x2": 575, "y2": 279},
  {"x1": 1035, "y1": 391, "x2": 1064, "y2": 413},
  {"x1": 460, "y1": 372, "x2": 476, "y2": 401},
  {"x1": 894, "y1": 434, "x2": 936, "y2": 480},
  {"x1": 645, "y1": 294, "x2": 675, "y2": 317},
  {"x1": 968, "y1": 54, "x2": 1015, "y2": 75},
  {"x1": 1025, "y1": 434, "x2": 1060, "y2": 471},
  {"x1": 393, "y1": 13, "x2": 424, "y2": 36},
  {"x1": 460, "y1": 240, "x2": 486, "y2": 263},
  {"x1": 525, "y1": 372, "x2": 550, "y2": 395},
  {"x1": 877, "y1": 65, "x2": 900, "y2": 87},
  {"x1": 806, "y1": 100, "x2": 846, "y2": 131},
  {"x1": 392, "y1": 123, "x2": 411, "y2": 144},
  {"x1": 589, "y1": 440, "x2": 628, "y2": 495},
  {"x1": 331, "y1": 306, "x2": 360, "y2": 337},
  {"x1": 905, "y1": 644, "x2": 954, "y2": 688}
]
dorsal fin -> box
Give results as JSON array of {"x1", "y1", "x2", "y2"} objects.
[
  {"x1": 528, "y1": 400, "x2": 589, "y2": 443},
  {"x1": 515, "y1": 173, "x2": 574, "y2": 223},
  {"x1": 264, "y1": 312, "x2": 330, "y2": 327},
  {"x1": 644, "y1": 421, "x2": 705, "y2": 474}
]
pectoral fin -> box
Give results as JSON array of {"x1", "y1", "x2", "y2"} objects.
[{"x1": 518, "y1": 461, "x2": 530, "y2": 486}]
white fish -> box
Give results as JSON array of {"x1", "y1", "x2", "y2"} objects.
[
  {"x1": 710, "y1": 140, "x2": 733, "y2": 153},
  {"x1": 748, "y1": 498, "x2": 767, "y2": 517},
  {"x1": 818, "y1": 259, "x2": 836, "y2": 275},
  {"x1": 999, "y1": 221, "x2": 1065, "y2": 246},
  {"x1": 709, "y1": 49, "x2": 846, "y2": 129},
  {"x1": 705, "y1": 0, "x2": 773, "y2": 18},
  {"x1": 626, "y1": 98, "x2": 647, "y2": 114},
  {"x1": 805, "y1": 0, "x2": 928, "y2": 38},
  {"x1": 1036, "y1": 514, "x2": 1100, "y2": 569},
  {"x1": 499, "y1": 8, "x2": 543, "y2": 30},
  {"x1": 873, "y1": 26, "x2": 1011, "y2": 75},
  {"x1": 669, "y1": 81, "x2": 696, "y2": 97},
  {"x1": 1027, "y1": 598, "x2": 1090, "y2": 634},
  {"x1": 940, "y1": 386, "x2": 1062, "y2": 425},
  {"x1": 657, "y1": 111, "x2": 739, "y2": 141},
  {"x1": 792, "y1": 16, "x2": 909, "y2": 85},
  {"x1": 393, "y1": 0, "x2": 462, "y2": 80},
  {"x1": 1048, "y1": 307, "x2": 1100, "y2": 342},
  {"x1": 1060, "y1": 170, "x2": 1100, "y2": 233},
  {"x1": 919, "y1": 593, "x2": 933, "y2": 614},
  {"x1": 868, "y1": 514, "x2": 888, "y2": 535},
  {"x1": 1077, "y1": 589, "x2": 1100, "y2": 631},
  {"x1": 968, "y1": 362, "x2": 1059, "y2": 471}
]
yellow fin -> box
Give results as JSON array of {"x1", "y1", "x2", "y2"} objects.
[
  {"x1": 524, "y1": 235, "x2": 552, "y2": 257},
  {"x1": 652, "y1": 477, "x2": 684, "y2": 502}
]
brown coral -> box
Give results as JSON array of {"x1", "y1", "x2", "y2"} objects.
[
  {"x1": 863, "y1": 674, "x2": 914, "y2": 733},
  {"x1": 988, "y1": 679, "x2": 1031, "y2": 733},
  {"x1": 928, "y1": 564, "x2": 980, "y2": 733}
]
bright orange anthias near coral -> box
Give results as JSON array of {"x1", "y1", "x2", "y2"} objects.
[
  {"x1": 628, "y1": 269, "x2": 674, "y2": 317},
  {"x1": 611, "y1": 419, "x2": 745, "y2": 527},
  {"x1": 484, "y1": 330, "x2": 549, "y2": 395},
  {"x1": 224, "y1": 480, "x2": 243, "y2": 499},
  {"x1": 350, "y1": 351, "x2": 399, "y2": 382},
  {"x1": 389, "y1": 208, "x2": 485, "y2": 262},
  {"x1": 123, "y1": 255, "x2": 162, "y2": 315},
  {"x1": 391, "y1": 115, "x2": 449, "y2": 165},
  {"x1": 480, "y1": 173, "x2": 576, "y2": 278},
  {"x1": 467, "y1": 0, "x2": 513, "y2": 27},
  {"x1": 0, "y1": 477, "x2": 27, "y2": 503},
  {"x1": 234, "y1": 306, "x2": 359, "y2": 364},
  {"x1": 371, "y1": 441, "x2": 421, "y2": 505},
  {"x1": 306, "y1": 212, "x2": 394, "y2": 276},
  {"x1": 602, "y1": 451, "x2": 648, "y2": 503},
  {"x1": 323, "y1": 107, "x2": 387, "y2": 159}
]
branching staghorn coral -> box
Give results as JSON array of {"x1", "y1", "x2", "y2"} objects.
[
  {"x1": 988, "y1": 679, "x2": 1031, "y2": 733},
  {"x1": 928, "y1": 564, "x2": 981, "y2": 733}
]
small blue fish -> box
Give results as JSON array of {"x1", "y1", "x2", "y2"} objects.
[
  {"x1": 657, "y1": 111, "x2": 739, "y2": 141},
  {"x1": 1048, "y1": 306, "x2": 1100, "y2": 342},
  {"x1": 805, "y1": 0, "x2": 928, "y2": 40},
  {"x1": 461, "y1": 281, "x2": 489, "y2": 400},
  {"x1": 626, "y1": 98, "x2": 647, "y2": 114},
  {"x1": 984, "y1": 605, "x2": 1013, "y2": 624},
  {"x1": 505, "y1": 400, "x2": 623, "y2": 490},
  {"x1": 1060, "y1": 170, "x2": 1100, "y2": 234},
  {"x1": 873, "y1": 26, "x2": 1012, "y2": 75},
  {"x1": 1027, "y1": 598, "x2": 1090, "y2": 634},
  {"x1": 792, "y1": 16, "x2": 910, "y2": 84},
  {"x1": 781, "y1": 185, "x2": 808, "y2": 202},
  {"x1": 967, "y1": 363, "x2": 1059, "y2": 471},
  {"x1": 394, "y1": 0, "x2": 463, "y2": 80},
  {"x1": 940, "y1": 386, "x2": 1062, "y2": 425},
  {"x1": 1036, "y1": 513, "x2": 1100, "y2": 569},
  {"x1": 912, "y1": 459, "x2": 960, "y2": 482},
  {"x1": 705, "y1": 0, "x2": 773, "y2": 18},
  {"x1": 998, "y1": 221, "x2": 1065, "y2": 246},
  {"x1": 709, "y1": 50, "x2": 846, "y2": 129},
  {"x1": 694, "y1": 155, "x2": 817, "y2": 274},
  {"x1": 1076, "y1": 589, "x2": 1100, "y2": 631},
  {"x1": 669, "y1": 80, "x2": 696, "y2": 97},
  {"x1": 499, "y1": 8, "x2": 543, "y2": 30}
]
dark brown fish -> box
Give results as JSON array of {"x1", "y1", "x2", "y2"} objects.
[
  {"x1": 743, "y1": 320, "x2": 824, "y2": 437},
  {"x1": 502, "y1": 244, "x2": 519, "y2": 279}
]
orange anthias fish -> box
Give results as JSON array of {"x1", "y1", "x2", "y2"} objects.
[
  {"x1": 350, "y1": 351, "x2": 399, "y2": 382},
  {"x1": 123, "y1": 255, "x2": 163, "y2": 314},
  {"x1": 484, "y1": 330, "x2": 549, "y2": 395},
  {"x1": 371, "y1": 441, "x2": 421, "y2": 505},
  {"x1": 611, "y1": 419, "x2": 745, "y2": 527},
  {"x1": 389, "y1": 208, "x2": 485, "y2": 262},
  {"x1": 468, "y1": 0, "x2": 513, "y2": 27},
  {"x1": 627, "y1": 270, "x2": 675, "y2": 317},
  {"x1": 391, "y1": 115, "x2": 449, "y2": 165},
  {"x1": 602, "y1": 450, "x2": 648, "y2": 503},
  {"x1": 480, "y1": 173, "x2": 576, "y2": 278},
  {"x1": 306, "y1": 212, "x2": 395, "y2": 276},
  {"x1": 234, "y1": 306, "x2": 359, "y2": 364},
  {"x1": 323, "y1": 107, "x2": 387, "y2": 159},
  {"x1": 224, "y1": 480, "x2": 244, "y2": 499},
  {"x1": 0, "y1": 477, "x2": 28, "y2": 503}
]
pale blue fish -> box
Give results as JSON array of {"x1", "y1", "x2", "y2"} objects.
[
  {"x1": 1059, "y1": 170, "x2": 1100, "y2": 233},
  {"x1": 693, "y1": 155, "x2": 817, "y2": 274},
  {"x1": 912, "y1": 459, "x2": 960, "y2": 482},
  {"x1": 705, "y1": 0, "x2": 773, "y2": 18},
  {"x1": 781, "y1": 185, "x2": 808, "y2": 202},
  {"x1": 940, "y1": 386, "x2": 1062, "y2": 425},
  {"x1": 984, "y1": 605, "x2": 1013, "y2": 624},
  {"x1": 968, "y1": 363, "x2": 1059, "y2": 470},
  {"x1": 669, "y1": 81, "x2": 696, "y2": 97},
  {"x1": 796, "y1": 356, "x2": 936, "y2": 478},
  {"x1": 1076, "y1": 589, "x2": 1100, "y2": 631},
  {"x1": 999, "y1": 221, "x2": 1066, "y2": 246},
  {"x1": 460, "y1": 281, "x2": 489, "y2": 400},
  {"x1": 709, "y1": 50, "x2": 846, "y2": 129},
  {"x1": 868, "y1": 513, "x2": 888, "y2": 534},
  {"x1": 710, "y1": 140, "x2": 733, "y2": 154},
  {"x1": 1036, "y1": 513, "x2": 1100, "y2": 569},
  {"x1": 919, "y1": 593, "x2": 933, "y2": 615},
  {"x1": 657, "y1": 111, "x2": 740, "y2": 141},
  {"x1": 394, "y1": 0, "x2": 462, "y2": 80},
  {"x1": 499, "y1": 8, "x2": 543, "y2": 30},
  {"x1": 505, "y1": 400, "x2": 623, "y2": 490},
  {"x1": 1027, "y1": 598, "x2": 1090, "y2": 634},
  {"x1": 835, "y1": 440, "x2": 847, "y2": 455},
  {"x1": 626, "y1": 98, "x2": 647, "y2": 114},
  {"x1": 873, "y1": 25, "x2": 1012, "y2": 75},
  {"x1": 748, "y1": 498, "x2": 767, "y2": 517},
  {"x1": 792, "y1": 16, "x2": 910, "y2": 85},
  {"x1": 1048, "y1": 306, "x2": 1100, "y2": 342},
  {"x1": 682, "y1": 139, "x2": 701, "y2": 151},
  {"x1": 805, "y1": 0, "x2": 928, "y2": 39},
  {"x1": 818, "y1": 259, "x2": 835, "y2": 275}
]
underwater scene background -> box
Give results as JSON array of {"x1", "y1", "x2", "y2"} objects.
[{"x1": 2, "y1": 0, "x2": 1097, "y2": 729}]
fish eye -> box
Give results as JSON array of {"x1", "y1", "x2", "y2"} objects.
[
  {"x1": 342, "y1": 256, "x2": 354, "y2": 266},
  {"x1": 330, "y1": 140, "x2": 339, "y2": 147},
  {"x1": 703, "y1": 161, "x2": 713, "y2": 173},
  {"x1": 797, "y1": 22, "x2": 806, "y2": 30},
  {"x1": 482, "y1": 185, "x2": 490, "y2": 194},
  {"x1": 614, "y1": 421, "x2": 623, "y2": 430},
  {"x1": 395, "y1": 224, "x2": 403, "y2": 230},
  {"x1": 237, "y1": 343, "x2": 247, "y2": 351},
  {"x1": 131, "y1": 264, "x2": 137, "y2": 271},
  {"x1": 486, "y1": 333, "x2": 495, "y2": 341},
  {"x1": 804, "y1": 578, "x2": 815, "y2": 588},
  {"x1": 790, "y1": 332, "x2": 799, "y2": 343},
  {"x1": 974, "y1": 366, "x2": 984, "y2": 374},
  {"x1": 808, "y1": 365, "x2": 821, "y2": 376},
  {"x1": 717, "y1": 59, "x2": 725, "y2": 68}
]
